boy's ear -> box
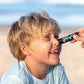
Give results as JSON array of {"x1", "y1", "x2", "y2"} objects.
[{"x1": 20, "y1": 43, "x2": 31, "y2": 56}]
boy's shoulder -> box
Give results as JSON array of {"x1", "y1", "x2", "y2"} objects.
[
  {"x1": 2, "y1": 61, "x2": 26, "y2": 76},
  {"x1": 0, "y1": 61, "x2": 29, "y2": 84}
]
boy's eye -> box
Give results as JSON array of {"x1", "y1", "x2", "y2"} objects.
[
  {"x1": 45, "y1": 36, "x2": 49, "y2": 38},
  {"x1": 44, "y1": 35, "x2": 50, "y2": 40}
]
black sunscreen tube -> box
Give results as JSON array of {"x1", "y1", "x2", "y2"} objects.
[{"x1": 58, "y1": 32, "x2": 79, "y2": 45}]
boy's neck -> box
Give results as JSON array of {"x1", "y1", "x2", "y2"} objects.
[{"x1": 24, "y1": 58, "x2": 49, "y2": 79}]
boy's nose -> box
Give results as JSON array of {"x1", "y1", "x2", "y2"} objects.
[{"x1": 52, "y1": 38, "x2": 59, "y2": 46}]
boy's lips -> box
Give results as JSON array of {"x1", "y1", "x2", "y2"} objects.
[
  {"x1": 50, "y1": 49, "x2": 59, "y2": 53},
  {"x1": 49, "y1": 48, "x2": 60, "y2": 54}
]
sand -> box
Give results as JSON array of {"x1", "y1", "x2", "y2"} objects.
[{"x1": 0, "y1": 25, "x2": 84, "y2": 84}]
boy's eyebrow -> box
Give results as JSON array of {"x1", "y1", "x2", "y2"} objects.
[
  {"x1": 43, "y1": 33, "x2": 50, "y2": 36},
  {"x1": 43, "y1": 32, "x2": 58, "y2": 36}
]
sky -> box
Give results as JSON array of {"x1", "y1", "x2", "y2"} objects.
[
  {"x1": 0, "y1": 0, "x2": 84, "y2": 27},
  {"x1": 0, "y1": 0, "x2": 84, "y2": 5}
]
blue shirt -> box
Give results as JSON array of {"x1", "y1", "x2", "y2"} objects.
[{"x1": 0, "y1": 61, "x2": 69, "y2": 84}]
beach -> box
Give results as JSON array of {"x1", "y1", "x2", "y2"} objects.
[{"x1": 0, "y1": 25, "x2": 84, "y2": 84}]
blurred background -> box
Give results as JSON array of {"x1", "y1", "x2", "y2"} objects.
[{"x1": 0, "y1": 0, "x2": 84, "y2": 84}]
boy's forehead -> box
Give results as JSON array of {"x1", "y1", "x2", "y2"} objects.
[{"x1": 42, "y1": 26, "x2": 58, "y2": 35}]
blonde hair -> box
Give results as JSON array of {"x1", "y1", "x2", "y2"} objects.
[{"x1": 7, "y1": 10, "x2": 61, "y2": 60}]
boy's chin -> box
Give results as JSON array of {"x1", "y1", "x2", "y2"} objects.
[{"x1": 50, "y1": 59, "x2": 60, "y2": 65}]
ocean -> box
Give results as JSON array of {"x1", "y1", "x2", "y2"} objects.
[{"x1": 0, "y1": 3, "x2": 84, "y2": 28}]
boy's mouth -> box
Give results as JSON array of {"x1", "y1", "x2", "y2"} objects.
[
  {"x1": 50, "y1": 50, "x2": 59, "y2": 53},
  {"x1": 49, "y1": 48, "x2": 60, "y2": 55},
  {"x1": 49, "y1": 45, "x2": 62, "y2": 55}
]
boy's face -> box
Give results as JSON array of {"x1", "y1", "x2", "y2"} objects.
[{"x1": 28, "y1": 30, "x2": 62, "y2": 65}]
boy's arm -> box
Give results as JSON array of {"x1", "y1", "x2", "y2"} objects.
[{"x1": 0, "y1": 76, "x2": 24, "y2": 84}]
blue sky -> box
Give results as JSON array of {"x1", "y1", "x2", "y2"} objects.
[
  {"x1": 0, "y1": 0, "x2": 84, "y2": 27},
  {"x1": 0, "y1": 0, "x2": 84, "y2": 5}
]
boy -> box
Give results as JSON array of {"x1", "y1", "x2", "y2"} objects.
[{"x1": 0, "y1": 10, "x2": 69, "y2": 84}]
